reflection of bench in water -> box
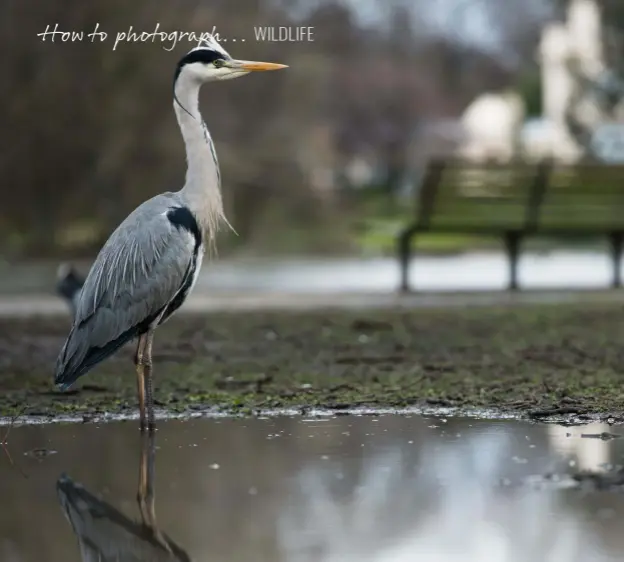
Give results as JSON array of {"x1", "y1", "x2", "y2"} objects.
[
  {"x1": 57, "y1": 433, "x2": 190, "y2": 562},
  {"x1": 397, "y1": 159, "x2": 624, "y2": 292}
]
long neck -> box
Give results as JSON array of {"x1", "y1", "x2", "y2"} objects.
[{"x1": 174, "y1": 74, "x2": 228, "y2": 246}]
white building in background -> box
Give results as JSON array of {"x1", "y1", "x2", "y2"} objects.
[
  {"x1": 525, "y1": 0, "x2": 606, "y2": 162},
  {"x1": 522, "y1": 0, "x2": 619, "y2": 162},
  {"x1": 458, "y1": 91, "x2": 525, "y2": 162},
  {"x1": 459, "y1": 0, "x2": 612, "y2": 164},
  {"x1": 526, "y1": 20, "x2": 583, "y2": 162}
]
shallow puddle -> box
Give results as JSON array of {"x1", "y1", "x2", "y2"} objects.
[{"x1": 1, "y1": 415, "x2": 624, "y2": 561}]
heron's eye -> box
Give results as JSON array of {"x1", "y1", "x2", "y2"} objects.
[{"x1": 213, "y1": 59, "x2": 224, "y2": 68}]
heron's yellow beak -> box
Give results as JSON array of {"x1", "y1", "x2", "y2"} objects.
[{"x1": 227, "y1": 59, "x2": 288, "y2": 71}]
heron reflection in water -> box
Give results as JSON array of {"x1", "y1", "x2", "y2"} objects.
[{"x1": 57, "y1": 433, "x2": 189, "y2": 561}]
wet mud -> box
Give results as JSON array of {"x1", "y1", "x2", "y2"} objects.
[{"x1": 2, "y1": 302, "x2": 624, "y2": 424}]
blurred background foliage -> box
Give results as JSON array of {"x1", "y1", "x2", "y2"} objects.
[{"x1": 1, "y1": 0, "x2": 623, "y2": 260}]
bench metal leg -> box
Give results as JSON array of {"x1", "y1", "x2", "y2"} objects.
[
  {"x1": 504, "y1": 232, "x2": 521, "y2": 291},
  {"x1": 609, "y1": 232, "x2": 623, "y2": 288},
  {"x1": 397, "y1": 227, "x2": 417, "y2": 293}
]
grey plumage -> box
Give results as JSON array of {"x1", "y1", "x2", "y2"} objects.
[{"x1": 55, "y1": 193, "x2": 200, "y2": 389}]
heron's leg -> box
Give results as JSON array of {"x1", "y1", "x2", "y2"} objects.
[
  {"x1": 134, "y1": 335, "x2": 148, "y2": 431},
  {"x1": 143, "y1": 330, "x2": 156, "y2": 431},
  {"x1": 137, "y1": 429, "x2": 172, "y2": 552}
]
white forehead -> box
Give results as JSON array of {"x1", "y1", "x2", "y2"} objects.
[{"x1": 191, "y1": 33, "x2": 231, "y2": 59}]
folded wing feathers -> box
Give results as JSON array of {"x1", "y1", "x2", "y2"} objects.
[{"x1": 55, "y1": 195, "x2": 195, "y2": 384}]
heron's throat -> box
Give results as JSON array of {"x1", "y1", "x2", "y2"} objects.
[{"x1": 174, "y1": 75, "x2": 229, "y2": 246}]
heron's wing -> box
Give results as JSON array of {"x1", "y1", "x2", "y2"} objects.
[{"x1": 55, "y1": 195, "x2": 201, "y2": 386}]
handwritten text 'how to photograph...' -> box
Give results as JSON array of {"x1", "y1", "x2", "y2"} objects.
[{"x1": 37, "y1": 24, "x2": 314, "y2": 51}]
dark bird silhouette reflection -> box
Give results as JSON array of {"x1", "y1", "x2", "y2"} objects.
[{"x1": 56, "y1": 432, "x2": 190, "y2": 561}]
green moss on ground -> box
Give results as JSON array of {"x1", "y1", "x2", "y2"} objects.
[{"x1": 2, "y1": 302, "x2": 624, "y2": 420}]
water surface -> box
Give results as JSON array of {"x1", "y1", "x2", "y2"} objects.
[
  {"x1": 3, "y1": 251, "x2": 623, "y2": 296},
  {"x1": 1, "y1": 415, "x2": 624, "y2": 561}
]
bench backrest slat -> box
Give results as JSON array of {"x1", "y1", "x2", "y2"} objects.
[
  {"x1": 539, "y1": 164, "x2": 624, "y2": 229},
  {"x1": 414, "y1": 159, "x2": 624, "y2": 232},
  {"x1": 415, "y1": 160, "x2": 537, "y2": 229}
]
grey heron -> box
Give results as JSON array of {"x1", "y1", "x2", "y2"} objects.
[{"x1": 54, "y1": 35, "x2": 287, "y2": 430}]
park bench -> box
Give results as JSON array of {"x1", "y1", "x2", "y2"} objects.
[{"x1": 397, "y1": 159, "x2": 624, "y2": 292}]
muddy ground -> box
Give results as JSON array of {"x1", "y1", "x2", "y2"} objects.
[{"x1": 2, "y1": 301, "x2": 624, "y2": 422}]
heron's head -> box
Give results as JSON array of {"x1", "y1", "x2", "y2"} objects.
[{"x1": 174, "y1": 34, "x2": 287, "y2": 85}]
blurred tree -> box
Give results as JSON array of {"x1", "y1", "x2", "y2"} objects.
[{"x1": 0, "y1": 0, "x2": 550, "y2": 258}]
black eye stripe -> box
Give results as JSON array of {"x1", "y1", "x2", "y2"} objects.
[
  {"x1": 174, "y1": 49, "x2": 228, "y2": 82},
  {"x1": 181, "y1": 49, "x2": 225, "y2": 65}
]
